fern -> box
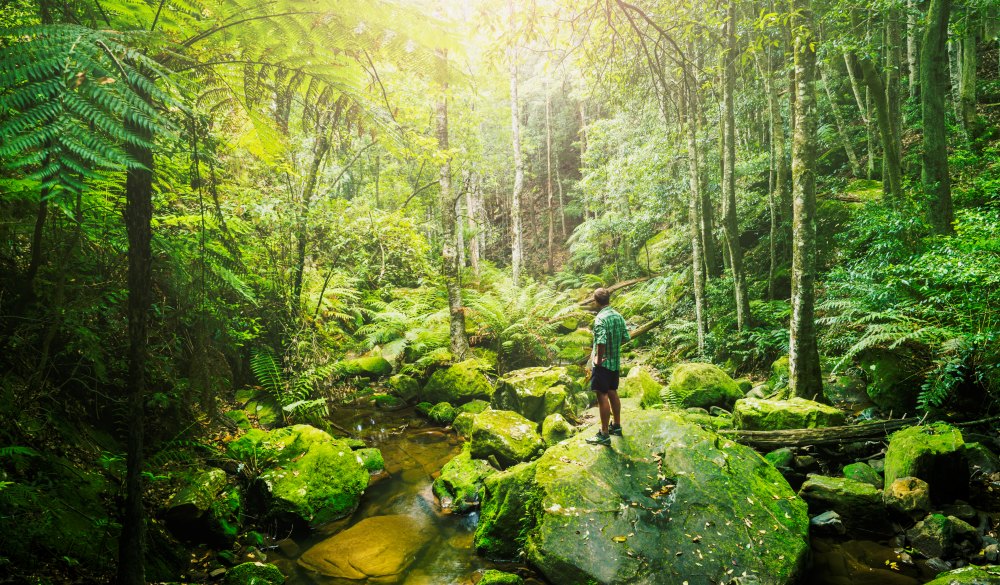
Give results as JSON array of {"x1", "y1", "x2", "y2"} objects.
[
  {"x1": 0, "y1": 446, "x2": 39, "y2": 459},
  {"x1": 250, "y1": 349, "x2": 286, "y2": 401}
]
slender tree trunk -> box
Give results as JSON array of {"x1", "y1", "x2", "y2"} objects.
[
  {"x1": 959, "y1": 14, "x2": 978, "y2": 133},
  {"x1": 545, "y1": 88, "x2": 554, "y2": 273},
  {"x1": 922, "y1": 0, "x2": 955, "y2": 234},
  {"x1": 856, "y1": 56, "x2": 904, "y2": 200},
  {"x1": 292, "y1": 134, "x2": 330, "y2": 314},
  {"x1": 509, "y1": 1, "x2": 524, "y2": 285},
  {"x1": 818, "y1": 63, "x2": 862, "y2": 176},
  {"x1": 556, "y1": 152, "x2": 567, "y2": 239},
  {"x1": 684, "y1": 77, "x2": 708, "y2": 354},
  {"x1": 467, "y1": 174, "x2": 481, "y2": 278},
  {"x1": 764, "y1": 49, "x2": 788, "y2": 300},
  {"x1": 436, "y1": 50, "x2": 470, "y2": 360},
  {"x1": 723, "y1": 0, "x2": 751, "y2": 329},
  {"x1": 887, "y1": 10, "x2": 904, "y2": 152},
  {"x1": 907, "y1": 0, "x2": 920, "y2": 99},
  {"x1": 456, "y1": 187, "x2": 466, "y2": 269},
  {"x1": 949, "y1": 28, "x2": 963, "y2": 124},
  {"x1": 119, "y1": 91, "x2": 154, "y2": 585},
  {"x1": 789, "y1": 0, "x2": 823, "y2": 399}
]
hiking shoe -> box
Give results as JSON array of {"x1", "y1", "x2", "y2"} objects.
[
  {"x1": 609, "y1": 423, "x2": 623, "y2": 436},
  {"x1": 586, "y1": 431, "x2": 611, "y2": 446}
]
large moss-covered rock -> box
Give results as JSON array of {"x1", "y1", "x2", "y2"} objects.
[
  {"x1": 491, "y1": 366, "x2": 587, "y2": 424},
  {"x1": 769, "y1": 356, "x2": 791, "y2": 391},
  {"x1": 668, "y1": 362, "x2": 744, "y2": 410},
  {"x1": 298, "y1": 515, "x2": 429, "y2": 580},
  {"x1": 797, "y1": 475, "x2": 889, "y2": 533},
  {"x1": 479, "y1": 569, "x2": 525, "y2": 585},
  {"x1": 475, "y1": 461, "x2": 539, "y2": 559},
  {"x1": 388, "y1": 374, "x2": 420, "y2": 403},
  {"x1": 733, "y1": 397, "x2": 845, "y2": 431},
  {"x1": 163, "y1": 468, "x2": 241, "y2": 547},
  {"x1": 422, "y1": 359, "x2": 493, "y2": 405},
  {"x1": 884, "y1": 423, "x2": 968, "y2": 504},
  {"x1": 428, "y1": 402, "x2": 457, "y2": 425},
  {"x1": 859, "y1": 350, "x2": 923, "y2": 414},
  {"x1": 228, "y1": 425, "x2": 370, "y2": 531},
  {"x1": 842, "y1": 461, "x2": 883, "y2": 489},
  {"x1": 432, "y1": 445, "x2": 497, "y2": 514},
  {"x1": 924, "y1": 565, "x2": 1000, "y2": 585},
  {"x1": 339, "y1": 355, "x2": 393, "y2": 378},
  {"x1": 541, "y1": 413, "x2": 575, "y2": 446},
  {"x1": 453, "y1": 412, "x2": 476, "y2": 438},
  {"x1": 470, "y1": 410, "x2": 544, "y2": 469},
  {"x1": 619, "y1": 366, "x2": 662, "y2": 400},
  {"x1": 223, "y1": 562, "x2": 284, "y2": 585},
  {"x1": 906, "y1": 513, "x2": 980, "y2": 559},
  {"x1": 477, "y1": 410, "x2": 809, "y2": 584}
]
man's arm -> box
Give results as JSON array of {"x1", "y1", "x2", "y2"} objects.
[{"x1": 596, "y1": 343, "x2": 606, "y2": 367}]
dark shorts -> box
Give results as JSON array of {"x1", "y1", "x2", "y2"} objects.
[{"x1": 591, "y1": 365, "x2": 620, "y2": 394}]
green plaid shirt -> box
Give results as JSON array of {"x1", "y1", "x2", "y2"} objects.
[{"x1": 592, "y1": 306, "x2": 629, "y2": 372}]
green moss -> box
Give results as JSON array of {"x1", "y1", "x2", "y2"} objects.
[
  {"x1": 668, "y1": 362, "x2": 744, "y2": 410},
  {"x1": 222, "y1": 562, "x2": 285, "y2": 585},
  {"x1": 769, "y1": 356, "x2": 790, "y2": 390},
  {"x1": 224, "y1": 410, "x2": 252, "y2": 430},
  {"x1": 422, "y1": 359, "x2": 494, "y2": 404},
  {"x1": 733, "y1": 397, "x2": 846, "y2": 431},
  {"x1": 340, "y1": 355, "x2": 393, "y2": 378},
  {"x1": 432, "y1": 445, "x2": 497, "y2": 514},
  {"x1": 479, "y1": 569, "x2": 525, "y2": 585},
  {"x1": 923, "y1": 565, "x2": 1000, "y2": 584},
  {"x1": 842, "y1": 462, "x2": 882, "y2": 489},
  {"x1": 453, "y1": 412, "x2": 476, "y2": 438},
  {"x1": 459, "y1": 399, "x2": 490, "y2": 414},
  {"x1": 765, "y1": 448, "x2": 795, "y2": 468},
  {"x1": 354, "y1": 448, "x2": 385, "y2": 473},
  {"x1": 470, "y1": 410, "x2": 545, "y2": 469},
  {"x1": 541, "y1": 413, "x2": 574, "y2": 446},
  {"x1": 429, "y1": 402, "x2": 457, "y2": 425},
  {"x1": 492, "y1": 367, "x2": 585, "y2": 423},
  {"x1": 372, "y1": 393, "x2": 404, "y2": 409},
  {"x1": 883, "y1": 423, "x2": 967, "y2": 502},
  {"x1": 388, "y1": 374, "x2": 420, "y2": 403},
  {"x1": 797, "y1": 475, "x2": 886, "y2": 531},
  {"x1": 475, "y1": 461, "x2": 540, "y2": 559},
  {"x1": 415, "y1": 401, "x2": 434, "y2": 417},
  {"x1": 619, "y1": 366, "x2": 662, "y2": 401}
]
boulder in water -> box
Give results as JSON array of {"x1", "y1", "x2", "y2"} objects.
[
  {"x1": 298, "y1": 514, "x2": 429, "y2": 581},
  {"x1": 470, "y1": 410, "x2": 544, "y2": 469},
  {"x1": 797, "y1": 474, "x2": 889, "y2": 534},
  {"x1": 668, "y1": 362, "x2": 744, "y2": 410},
  {"x1": 432, "y1": 445, "x2": 497, "y2": 514},
  {"x1": 388, "y1": 374, "x2": 420, "y2": 403},
  {"x1": 228, "y1": 425, "x2": 370, "y2": 531},
  {"x1": 884, "y1": 423, "x2": 968, "y2": 504},
  {"x1": 422, "y1": 359, "x2": 493, "y2": 405},
  {"x1": 733, "y1": 397, "x2": 845, "y2": 431},
  {"x1": 491, "y1": 366, "x2": 587, "y2": 424},
  {"x1": 475, "y1": 410, "x2": 809, "y2": 584},
  {"x1": 339, "y1": 355, "x2": 393, "y2": 378},
  {"x1": 223, "y1": 562, "x2": 284, "y2": 585}
]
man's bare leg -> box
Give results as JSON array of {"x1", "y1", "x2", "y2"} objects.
[
  {"x1": 597, "y1": 392, "x2": 611, "y2": 434},
  {"x1": 608, "y1": 390, "x2": 621, "y2": 427}
]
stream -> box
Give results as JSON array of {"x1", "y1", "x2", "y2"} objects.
[{"x1": 265, "y1": 406, "x2": 950, "y2": 585}]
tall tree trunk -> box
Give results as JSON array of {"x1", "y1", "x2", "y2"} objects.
[
  {"x1": 818, "y1": 63, "x2": 862, "y2": 176},
  {"x1": 436, "y1": 50, "x2": 470, "y2": 360},
  {"x1": 545, "y1": 88, "x2": 554, "y2": 274},
  {"x1": 856, "y1": 56, "x2": 904, "y2": 200},
  {"x1": 907, "y1": 0, "x2": 920, "y2": 99},
  {"x1": 921, "y1": 0, "x2": 955, "y2": 234},
  {"x1": 684, "y1": 76, "x2": 708, "y2": 354},
  {"x1": 959, "y1": 14, "x2": 978, "y2": 133},
  {"x1": 456, "y1": 186, "x2": 466, "y2": 269},
  {"x1": 887, "y1": 10, "x2": 904, "y2": 152},
  {"x1": 556, "y1": 151, "x2": 567, "y2": 239},
  {"x1": 292, "y1": 135, "x2": 330, "y2": 314},
  {"x1": 764, "y1": 49, "x2": 788, "y2": 300},
  {"x1": 118, "y1": 91, "x2": 154, "y2": 585},
  {"x1": 509, "y1": 1, "x2": 524, "y2": 285},
  {"x1": 467, "y1": 174, "x2": 481, "y2": 278},
  {"x1": 723, "y1": 0, "x2": 751, "y2": 329},
  {"x1": 789, "y1": 0, "x2": 823, "y2": 399}
]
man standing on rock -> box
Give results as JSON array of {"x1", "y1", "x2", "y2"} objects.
[{"x1": 586, "y1": 287, "x2": 629, "y2": 446}]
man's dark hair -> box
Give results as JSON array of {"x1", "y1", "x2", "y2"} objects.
[{"x1": 594, "y1": 287, "x2": 611, "y2": 306}]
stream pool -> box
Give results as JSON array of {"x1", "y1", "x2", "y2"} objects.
[{"x1": 267, "y1": 406, "x2": 948, "y2": 585}]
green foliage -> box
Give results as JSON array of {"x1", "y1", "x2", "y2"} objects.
[{"x1": 249, "y1": 349, "x2": 332, "y2": 423}]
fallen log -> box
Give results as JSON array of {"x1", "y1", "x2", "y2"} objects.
[
  {"x1": 578, "y1": 275, "x2": 657, "y2": 307},
  {"x1": 718, "y1": 417, "x2": 919, "y2": 450}
]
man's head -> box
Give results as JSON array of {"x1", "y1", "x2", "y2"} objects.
[{"x1": 593, "y1": 287, "x2": 611, "y2": 307}]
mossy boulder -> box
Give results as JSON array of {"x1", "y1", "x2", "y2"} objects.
[
  {"x1": 475, "y1": 461, "x2": 539, "y2": 559},
  {"x1": 797, "y1": 475, "x2": 889, "y2": 533},
  {"x1": 228, "y1": 425, "x2": 369, "y2": 531},
  {"x1": 298, "y1": 514, "x2": 430, "y2": 580},
  {"x1": 966, "y1": 442, "x2": 1000, "y2": 475},
  {"x1": 884, "y1": 476, "x2": 932, "y2": 520},
  {"x1": 479, "y1": 569, "x2": 525, "y2": 585},
  {"x1": 842, "y1": 462, "x2": 883, "y2": 489},
  {"x1": 906, "y1": 513, "x2": 980, "y2": 559},
  {"x1": 769, "y1": 356, "x2": 791, "y2": 391},
  {"x1": 388, "y1": 374, "x2": 420, "y2": 403},
  {"x1": 766, "y1": 448, "x2": 796, "y2": 469},
  {"x1": 432, "y1": 445, "x2": 497, "y2": 514},
  {"x1": 415, "y1": 401, "x2": 434, "y2": 417},
  {"x1": 477, "y1": 410, "x2": 810, "y2": 584},
  {"x1": 163, "y1": 467, "x2": 241, "y2": 547},
  {"x1": 421, "y1": 359, "x2": 493, "y2": 405},
  {"x1": 859, "y1": 350, "x2": 923, "y2": 414},
  {"x1": 459, "y1": 399, "x2": 490, "y2": 414},
  {"x1": 823, "y1": 373, "x2": 870, "y2": 406},
  {"x1": 470, "y1": 410, "x2": 545, "y2": 470},
  {"x1": 668, "y1": 362, "x2": 744, "y2": 410},
  {"x1": 924, "y1": 565, "x2": 1000, "y2": 585},
  {"x1": 884, "y1": 423, "x2": 968, "y2": 504},
  {"x1": 339, "y1": 355, "x2": 393, "y2": 378},
  {"x1": 241, "y1": 390, "x2": 281, "y2": 428},
  {"x1": 619, "y1": 366, "x2": 662, "y2": 400},
  {"x1": 372, "y1": 393, "x2": 405, "y2": 410},
  {"x1": 541, "y1": 413, "x2": 575, "y2": 446},
  {"x1": 223, "y1": 562, "x2": 284, "y2": 585},
  {"x1": 224, "y1": 409, "x2": 252, "y2": 430},
  {"x1": 453, "y1": 412, "x2": 476, "y2": 438},
  {"x1": 555, "y1": 329, "x2": 593, "y2": 364},
  {"x1": 733, "y1": 397, "x2": 846, "y2": 431},
  {"x1": 428, "y1": 402, "x2": 457, "y2": 425},
  {"x1": 354, "y1": 448, "x2": 385, "y2": 474},
  {"x1": 491, "y1": 366, "x2": 587, "y2": 424}
]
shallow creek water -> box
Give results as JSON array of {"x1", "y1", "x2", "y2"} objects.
[{"x1": 270, "y1": 406, "x2": 945, "y2": 585}]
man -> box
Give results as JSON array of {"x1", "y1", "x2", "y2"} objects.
[{"x1": 585, "y1": 287, "x2": 629, "y2": 446}]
